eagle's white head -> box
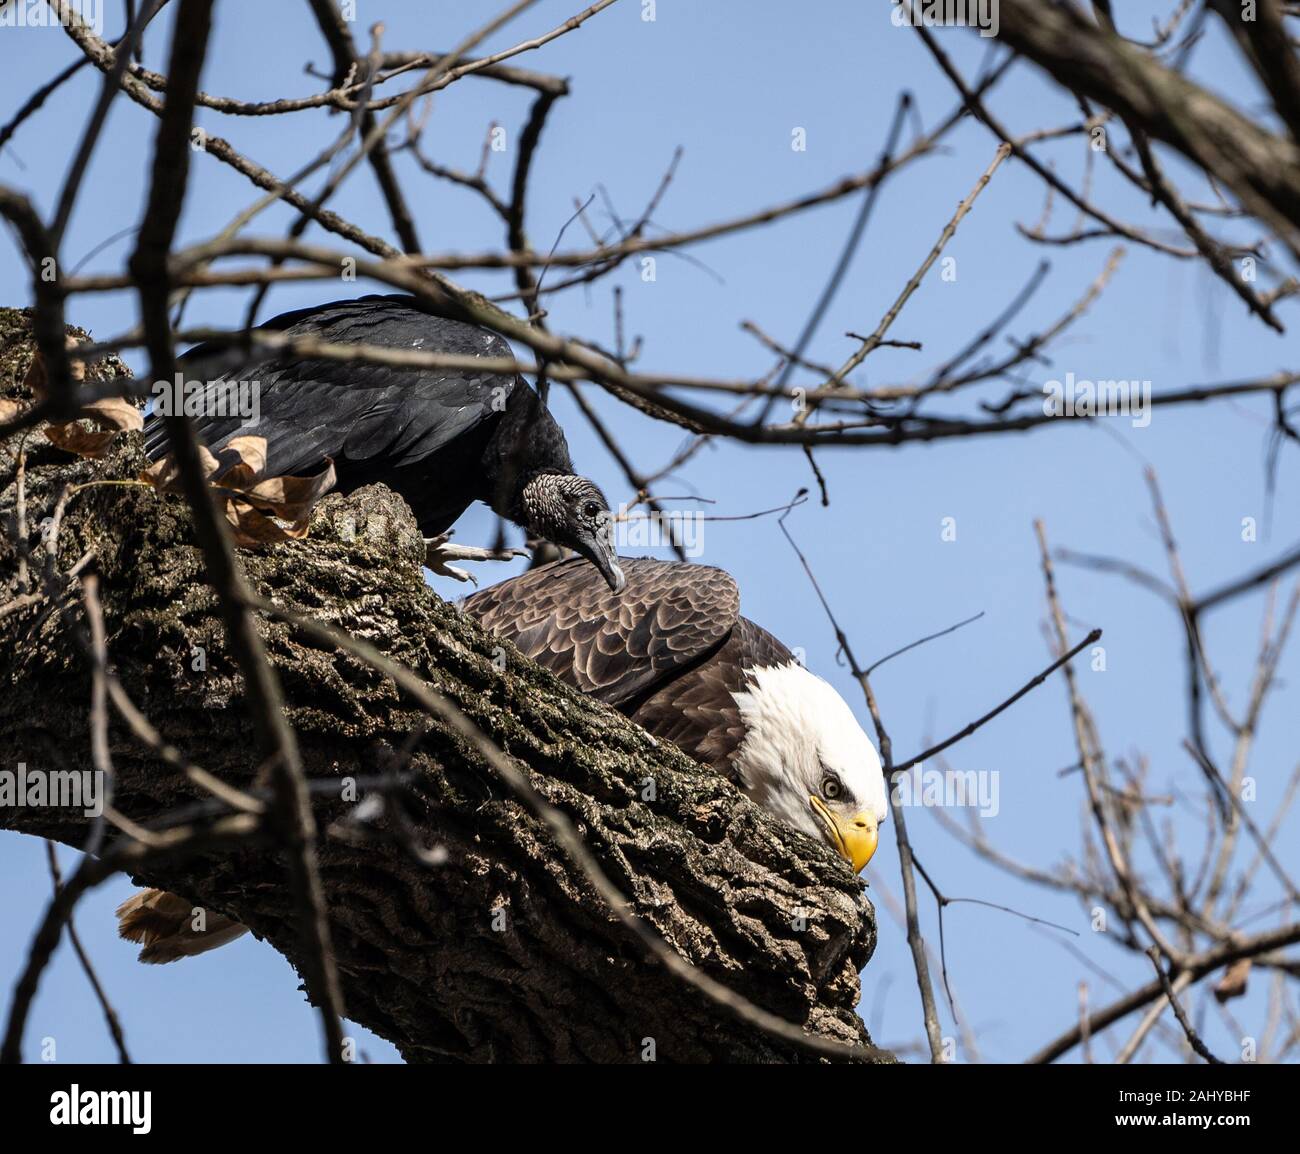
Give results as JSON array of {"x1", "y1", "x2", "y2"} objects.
[{"x1": 731, "y1": 661, "x2": 887, "y2": 872}]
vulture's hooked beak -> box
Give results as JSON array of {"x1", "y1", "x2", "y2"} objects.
[
  {"x1": 573, "y1": 524, "x2": 626, "y2": 594},
  {"x1": 810, "y1": 796, "x2": 879, "y2": 873}
]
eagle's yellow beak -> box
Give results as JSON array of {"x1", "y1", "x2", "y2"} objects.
[{"x1": 810, "y1": 797, "x2": 879, "y2": 872}]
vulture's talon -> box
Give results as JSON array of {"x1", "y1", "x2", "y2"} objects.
[{"x1": 423, "y1": 534, "x2": 527, "y2": 581}]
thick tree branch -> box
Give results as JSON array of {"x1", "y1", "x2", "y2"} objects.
[{"x1": 993, "y1": 0, "x2": 1300, "y2": 245}]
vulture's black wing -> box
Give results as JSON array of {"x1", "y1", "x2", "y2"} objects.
[
  {"x1": 462, "y1": 556, "x2": 740, "y2": 706},
  {"x1": 142, "y1": 296, "x2": 516, "y2": 475}
]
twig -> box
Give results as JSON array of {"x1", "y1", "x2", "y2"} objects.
[
  {"x1": 1145, "y1": 946, "x2": 1225, "y2": 1063},
  {"x1": 43, "y1": 842, "x2": 130, "y2": 1063},
  {"x1": 889, "y1": 626, "x2": 1102, "y2": 775}
]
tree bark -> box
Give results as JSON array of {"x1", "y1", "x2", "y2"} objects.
[{"x1": 0, "y1": 307, "x2": 888, "y2": 1063}]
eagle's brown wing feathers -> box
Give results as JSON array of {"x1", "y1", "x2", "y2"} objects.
[
  {"x1": 465, "y1": 558, "x2": 792, "y2": 774},
  {"x1": 463, "y1": 556, "x2": 740, "y2": 706},
  {"x1": 629, "y1": 617, "x2": 793, "y2": 772}
]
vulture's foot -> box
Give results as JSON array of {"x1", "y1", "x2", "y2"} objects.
[{"x1": 422, "y1": 533, "x2": 527, "y2": 584}]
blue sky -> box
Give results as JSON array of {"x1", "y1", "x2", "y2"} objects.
[{"x1": 2, "y1": 1, "x2": 1297, "y2": 1063}]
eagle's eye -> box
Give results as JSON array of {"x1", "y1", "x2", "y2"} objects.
[{"x1": 821, "y1": 776, "x2": 842, "y2": 801}]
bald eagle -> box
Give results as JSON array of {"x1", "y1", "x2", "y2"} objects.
[
  {"x1": 463, "y1": 556, "x2": 887, "y2": 872},
  {"x1": 141, "y1": 295, "x2": 624, "y2": 591}
]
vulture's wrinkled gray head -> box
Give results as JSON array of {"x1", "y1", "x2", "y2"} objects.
[{"x1": 521, "y1": 473, "x2": 625, "y2": 593}]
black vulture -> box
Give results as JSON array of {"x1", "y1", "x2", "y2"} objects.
[{"x1": 142, "y1": 295, "x2": 624, "y2": 590}]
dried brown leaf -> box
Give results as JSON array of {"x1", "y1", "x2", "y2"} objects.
[
  {"x1": 144, "y1": 436, "x2": 334, "y2": 548},
  {"x1": 236, "y1": 460, "x2": 336, "y2": 521},
  {"x1": 217, "y1": 436, "x2": 268, "y2": 479},
  {"x1": 224, "y1": 500, "x2": 312, "y2": 546},
  {"x1": 142, "y1": 443, "x2": 223, "y2": 491},
  {"x1": 83, "y1": 395, "x2": 143, "y2": 432},
  {"x1": 1213, "y1": 958, "x2": 1251, "y2": 1003},
  {"x1": 45, "y1": 392, "x2": 143, "y2": 458},
  {"x1": 44, "y1": 425, "x2": 123, "y2": 458}
]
